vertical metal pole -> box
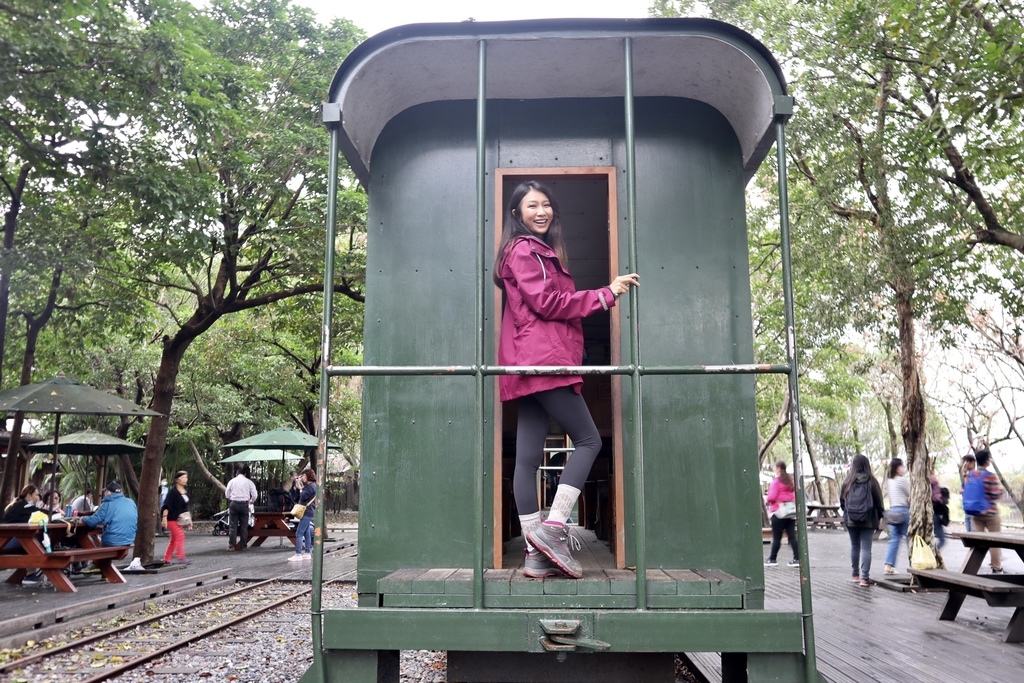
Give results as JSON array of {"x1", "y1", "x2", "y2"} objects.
[
  {"x1": 473, "y1": 38, "x2": 487, "y2": 610},
  {"x1": 776, "y1": 120, "x2": 819, "y2": 683},
  {"x1": 623, "y1": 37, "x2": 648, "y2": 610},
  {"x1": 311, "y1": 124, "x2": 341, "y2": 683}
]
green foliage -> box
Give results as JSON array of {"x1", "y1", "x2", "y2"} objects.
[
  {"x1": 1, "y1": 0, "x2": 367, "y2": 510},
  {"x1": 652, "y1": 0, "x2": 1024, "y2": 468}
]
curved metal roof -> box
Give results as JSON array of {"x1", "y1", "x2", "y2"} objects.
[{"x1": 325, "y1": 18, "x2": 790, "y2": 185}]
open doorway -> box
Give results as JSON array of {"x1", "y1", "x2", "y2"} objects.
[{"x1": 492, "y1": 168, "x2": 625, "y2": 569}]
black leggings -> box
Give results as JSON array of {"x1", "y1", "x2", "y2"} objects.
[
  {"x1": 769, "y1": 514, "x2": 798, "y2": 562},
  {"x1": 514, "y1": 386, "x2": 601, "y2": 515}
]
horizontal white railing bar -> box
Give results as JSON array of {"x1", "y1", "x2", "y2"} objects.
[{"x1": 324, "y1": 363, "x2": 791, "y2": 377}]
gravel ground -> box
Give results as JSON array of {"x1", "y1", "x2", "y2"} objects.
[{"x1": 97, "y1": 582, "x2": 447, "y2": 683}]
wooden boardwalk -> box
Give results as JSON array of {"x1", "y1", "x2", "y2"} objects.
[{"x1": 692, "y1": 527, "x2": 1024, "y2": 682}]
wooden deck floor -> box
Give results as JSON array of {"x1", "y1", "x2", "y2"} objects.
[{"x1": 691, "y1": 526, "x2": 1024, "y2": 682}]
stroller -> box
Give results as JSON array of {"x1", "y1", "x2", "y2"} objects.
[{"x1": 211, "y1": 509, "x2": 230, "y2": 536}]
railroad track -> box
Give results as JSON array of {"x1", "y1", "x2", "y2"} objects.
[{"x1": 0, "y1": 543, "x2": 357, "y2": 683}]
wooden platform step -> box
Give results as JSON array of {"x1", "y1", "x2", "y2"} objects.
[{"x1": 378, "y1": 567, "x2": 745, "y2": 609}]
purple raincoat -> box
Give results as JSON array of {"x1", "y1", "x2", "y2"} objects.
[{"x1": 497, "y1": 236, "x2": 617, "y2": 402}]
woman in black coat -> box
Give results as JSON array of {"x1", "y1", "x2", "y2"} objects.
[{"x1": 840, "y1": 454, "x2": 885, "y2": 587}]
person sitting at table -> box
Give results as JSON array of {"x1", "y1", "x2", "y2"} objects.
[
  {"x1": 2, "y1": 485, "x2": 45, "y2": 583},
  {"x1": 2, "y1": 485, "x2": 41, "y2": 549},
  {"x1": 225, "y1": 465, "x2": 258, "y2": 551},
  {"x1": 69, "y1": 488, "x2": 96, "y2": 516},
  {"x1": 81, "y1": 481, "x2": 138, "y2": 547},
  {"x1": 41, "y1": 490, "x2": 64, "y2": 519}
]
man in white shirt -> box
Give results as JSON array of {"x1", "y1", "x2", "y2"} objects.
[
  {"x1": 224, "y1": 466, "x2": 257, "y2": 551},
  {"x1": 69, "y1": 488, "x2": 96, "y2": 516}
]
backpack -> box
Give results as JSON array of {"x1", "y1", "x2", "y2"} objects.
[
  {"x1": 962, "y1": 471, "x2": 989, "y2": 516},
  {"x1": 845, "y1": 479, "x2": 873, "y2": 524}
]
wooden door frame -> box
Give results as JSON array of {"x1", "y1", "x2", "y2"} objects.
[{"x1": 491, "y1": 166, "x2": 625, "y2": 569}]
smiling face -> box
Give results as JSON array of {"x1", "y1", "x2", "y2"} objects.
[{"x1": 517, "y1": 189, "x2": 552, "y2": 237}]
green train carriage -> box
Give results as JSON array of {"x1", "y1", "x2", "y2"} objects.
[{"x1": 304, "y1": 17, "x2": 825, "y2": 683}]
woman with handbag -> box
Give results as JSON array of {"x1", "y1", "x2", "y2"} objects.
[
  {"x1": 765, "y1": 460, "x2": 799, "y2": 567},
  {"x1": 161, "y1": 470, "x2": 193, "y2": 565},
  {"x1": 289, "y1": 468, "x2": 316, "y2": 562},
  {"x1": 884, "y1": 458, "x2": 911, "y2": 575}
]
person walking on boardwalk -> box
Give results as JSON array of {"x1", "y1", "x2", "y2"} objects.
[
  {"x1": 289, "y1": 468, "x2": 316, "y2": 562},
  {"x1": 765, "y1": 460, "x2": 799, "y2": 567},
  {"x1": 963, "y1": 448, "x2": 1003, "y2": 573},
  {"x1": 840, "y1": 454, "x2": 884, "y2": 587},
  {"x1": 161, "y1": 470, "x2": 193, "y2": 565},
  {"x1": 225, "y1": 465, "x2": 257, "y2": 551},
  {"x1": 883, "y1": 458, "x2": 910, "y2": 575},
  {"x1": 493, "y1": 180, "x2": 639, "y2": 579}
]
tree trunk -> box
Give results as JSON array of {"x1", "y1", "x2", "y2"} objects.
[
  {"x1": 881, "y1": 398, "x2": 900, "y2": 461},
  {"x1": 895, "y1": 284, "x2": 944, "y2": 569},
  {"x1": 190, "y1": 440, "x2": 226, "y2": 494},
  {"x1": 133, "y1": 335, "x2": 193, "y2": 563},
  {"x1": 800, "y1": 416, "x2": 827, "y2": 504},
  {"x1": 758, "y1": 389, "x2": 791, "y2": 467},
  {"x1": 988, "y1": 459, "x2": 1023, "y2": 517},
  {"x1": 0, "y1": 266, "x2": 62, "y2": 504}
]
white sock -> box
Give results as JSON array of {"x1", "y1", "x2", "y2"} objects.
[
  {"x1": 547, "y1": 485, "x2": 581, "y2": 525},
  {"x1": 519, "y1": 512, "x2": 542, "y2": 551}
]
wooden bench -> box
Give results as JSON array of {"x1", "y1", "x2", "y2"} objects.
[
  {"x1": 0, "y1": 521, "x2": 132, "y2": 592},
  {"x1": 909, "y1": 568, "x2": 1024, "y2": 642}
]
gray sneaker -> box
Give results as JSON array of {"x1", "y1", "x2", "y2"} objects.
[
  {"x1": 524, "y1": 548, "x2": 563, "y2": 578},
  {"x1": 526, "y1": 521, "x2": 582, "y2": 579}
]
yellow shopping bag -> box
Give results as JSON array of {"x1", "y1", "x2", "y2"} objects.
[{"x1": 911, "y1": 535, "x2": 937, "y2": 570}]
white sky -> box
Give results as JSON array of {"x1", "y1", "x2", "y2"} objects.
[{"x1": 295, "y1": 0, "x2": 655, "y2": 36}]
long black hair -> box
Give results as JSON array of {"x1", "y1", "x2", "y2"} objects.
[
  {"x1": 492, "y1": 180, "x2": 569, "y2": 287},
  {"x1": 843, "y1": 453, "x2": 872, "y2": 495}
]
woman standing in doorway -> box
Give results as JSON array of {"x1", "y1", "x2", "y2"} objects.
[
  {"x1": 289, "y1": 468, "x2": 316, "y2": 562},
  {"x1": 494, "y1": 180, "x2": 639, "y2": 579},
  {"x1": 162, "y1": 470, "x2": 193, "y2": 565},
  {"x1": 884, "y1": 458, "x2": 910, "y2": 575}
]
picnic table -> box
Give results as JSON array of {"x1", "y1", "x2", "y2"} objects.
[
  {"x1": 806, "y1": 503, "x2": 842, "y2": 529},
  {"x1": 0, "y1": 519, "x2": 131, "y2": 593},
  {"x1": 233, "y1": 511, "x2": 297, "y2": 550},
  {"x1": 910, "y1": 531, "x2": 1024, "y2": 643}
]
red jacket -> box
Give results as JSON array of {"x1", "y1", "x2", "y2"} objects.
[{"x1": 497, "y1": 236, "x2": 616, "y2": 402}]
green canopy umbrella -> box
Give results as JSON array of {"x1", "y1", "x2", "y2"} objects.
[
  {"x1": 222, "y1": 427, "x2": 331, "y2": 451},
  {"x1": 27, "y1": 429, "x2": 145, "y2": 457},
  {"x1": 221, "y1": 448, "x2": 304, "y2": 463},
  {"x1": 0, "y1": 376, "x2": 161, "y2": 515},
  {"x1": 27, "y1": 429, "x2": 145, "y2": 505}
]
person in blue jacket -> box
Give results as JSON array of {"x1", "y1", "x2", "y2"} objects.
[{"x1": 82, "y1": 481, "x2": 138, "y2": 547}]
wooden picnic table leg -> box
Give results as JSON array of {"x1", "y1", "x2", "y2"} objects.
[
  {"x1": 1004, "y1": 608, "x2": 1024, "y2": 643},
  {"x1": 93, "y1": 559, "x2": 126, "y2": 584},
  {"x1": 960, "y1": 547, "x2": 986, "y2": 575},
  {"x1": 937, "y1": 590, "x2": 968, "y2": 621},
  {"x1": 4, "y1": 568, "x2": 27, "y2": 585},
  {"x1": 39, "y1": 568, "x2": 77, "y2": 593}
]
